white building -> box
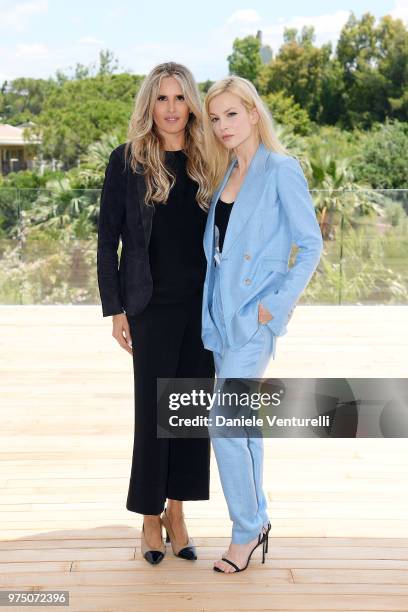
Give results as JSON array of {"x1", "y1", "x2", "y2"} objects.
[{"x1": 0, "y1": 122, "x2": 42, "y2": 175}]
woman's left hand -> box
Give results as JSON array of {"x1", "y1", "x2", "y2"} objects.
[{"x1": 258, "y1": 302, "x2": 273, "y2": 324}]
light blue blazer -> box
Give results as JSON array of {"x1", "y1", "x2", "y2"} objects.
[{"x1": 201, "y1": 142, "x2": 323, "y2": 354}]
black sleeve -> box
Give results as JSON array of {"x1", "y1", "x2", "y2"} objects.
[{"x1": 97, "y1": 149, "x2": 127, "y2": 317}]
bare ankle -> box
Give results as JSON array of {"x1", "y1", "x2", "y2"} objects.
[
  {"x1": 143, "y1": 514, "x2": 161, "y2": 524},
  {"x1": 166, "y1": 503, "x2": 184, "y2": 518}
]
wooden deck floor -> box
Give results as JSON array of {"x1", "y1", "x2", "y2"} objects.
[{"x1": 1, "y1": 305, "x2": 408, "y2": 611}]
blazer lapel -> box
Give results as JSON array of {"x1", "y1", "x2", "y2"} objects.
[
  {"x1": 134, "y1": 171, "x2": 154, "y2": 249},
  {"x1": 203, "y1": 158, "x2": 237, "y2": 261},
  {"x1": 222, "y1": 143, "x2": 270, "y2": 257}
]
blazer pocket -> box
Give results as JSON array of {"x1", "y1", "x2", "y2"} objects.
[
  {"x1": 262, "y1": 258, "x2": 288, "y2": 296},
  {"x1": 262, "y1": 257, "x2": 288, "y2": 275}
]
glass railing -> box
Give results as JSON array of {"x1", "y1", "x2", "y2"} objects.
[{"x1": 0, "y1": 188, "x2": 407, "y2": 306}]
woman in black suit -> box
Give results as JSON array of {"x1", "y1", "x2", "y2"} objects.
[{"x1": 97, "y1": 62, "x2": 215, "y2": 565}]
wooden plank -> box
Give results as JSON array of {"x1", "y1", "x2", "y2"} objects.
[{"x1": 1, "y1": 306, "x2": 407, "y2": 610}]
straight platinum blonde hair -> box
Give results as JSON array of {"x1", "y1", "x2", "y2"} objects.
[
  {"x1": 125, "y1": 62, "x2": 211, "y2": 210},
  {"x1": 203, "y1": 75, "x2": 290, "y2": 192}
]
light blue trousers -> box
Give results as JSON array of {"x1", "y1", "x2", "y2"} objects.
[{"x1": 208, "y1": 247, "x2": 274, "y2": 544}]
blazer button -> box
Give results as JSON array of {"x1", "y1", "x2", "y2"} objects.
[
  {"x1": 244, "y1": 253, "x2": 251, "y2": 260},
  {"x1": 244, "y1": 278, "x2": 252, "y2": 285}
]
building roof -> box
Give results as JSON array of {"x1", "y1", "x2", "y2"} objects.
[{"x1": 0, "y1": 123, "x2": 42, "y2": 145}]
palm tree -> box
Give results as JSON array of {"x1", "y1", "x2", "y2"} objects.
[
  {"x1": 305, "y1": 151, "x2": 384, "y2": 241},
  {"x1": 77, "y1": 133, "x2": 122, "y2": 188}
]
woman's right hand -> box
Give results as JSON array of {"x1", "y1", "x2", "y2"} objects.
[{"x1": 112, "y1": 313, "x2": 133, "y2": 355}]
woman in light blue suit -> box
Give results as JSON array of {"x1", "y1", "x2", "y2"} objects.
[{"x1": 201, "y1": 76, "x2": 323, "y2": 573}]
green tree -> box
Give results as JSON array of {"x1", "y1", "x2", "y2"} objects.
[
  {"x1": 336, "y1": 12, "x2": 408, "y2": 127},
  {"x1": 261, "y1": 91, "x2": 312, "y2": 135},
  {"x1": 98, "y1": 49, "x2": 120, "y2": 76},
  {"x1": 376, "y1": 15, "x2": 408, "y2": 121},
  {"x1": 198, "y1": 79, "x2": 214, "y2": 94},
  {"x1": 31, "y1": 73, "x2": 142, "y2": 166},
  {"x1": 259, "y1": 26, "x2": 335, "y2": 123},
  {"x1": 0, "y1": 77, "x2": 56, "y2": 124},
  {"x1": 54, "y1": 49, "x2": 121, "y2": 82},
  {"x1": 72, "y1": 133, "x2": 122, "y2": 189},
  {"x1": 227, "y1": 35, "x2": 262, "y2": 84},
  {"x1": 352, "y1": 119, "x2": 408, "y2": 189},
  {"x1": 304, "y1": 146, "x2": 382, "y2": 241}
]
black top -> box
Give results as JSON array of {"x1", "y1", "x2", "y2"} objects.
[
  {"x1": 148, "y1": 150, "x2": 208, "y2": 304},
  {"x1": 215, "y1": 198, "x2": 235, "y2": 252}
]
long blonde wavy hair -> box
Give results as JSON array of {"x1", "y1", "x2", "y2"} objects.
[
  {"x1": 125, "y1": 62, "x2": 211, "y2": 210},
  {"x1": 203, "y1": 76, "x2": 290, "y2": 192}
]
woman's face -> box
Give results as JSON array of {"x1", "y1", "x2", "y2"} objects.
[
  {"x1": 152, "y1": 76, "x2": 190, "y2": 144},
  {"x1": 208, "y1": 91, "x2": 259, "y2": 150}
]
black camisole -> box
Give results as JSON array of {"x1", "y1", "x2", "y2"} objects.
[{"x1": 215, "y1": 198, "x2": 234, "y2": 252}]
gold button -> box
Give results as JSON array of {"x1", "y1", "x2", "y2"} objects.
[
  {"x1": 244, "y1": 278, "x2": 252, "y2": 285},
  {"x1": 244, "y1": 253, "x2": 251, "y2": 260}
]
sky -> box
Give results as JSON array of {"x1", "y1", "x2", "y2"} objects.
[{"x1": 0, "y1": 0, "x2": 407, "y2": 83}]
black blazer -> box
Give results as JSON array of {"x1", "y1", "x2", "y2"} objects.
[{"x1": 97, "y1": 144, "x2": 156, "y2": 317}]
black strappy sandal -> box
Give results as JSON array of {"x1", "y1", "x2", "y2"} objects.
[
  {"x1": 262, "y1": 521, "x2": 271, "y2": 554},
  {"x1": 213, "y1": 529, "x2": 268, "y2": 573}
]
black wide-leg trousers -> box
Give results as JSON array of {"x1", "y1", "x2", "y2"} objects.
[{"x1": 126, "y1": 291, "x2": 215, "y2": 515}]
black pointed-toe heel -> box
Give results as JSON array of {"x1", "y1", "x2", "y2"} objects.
[
  {"x1": 161, "y1": 506, "x2": 197, "y2": 560},
  {"x1": 141, "y1": 521, "x2": 165, "y2": 565},
  {"x1": 213, "y1": 529, "x2": 268, "y2": 573}
]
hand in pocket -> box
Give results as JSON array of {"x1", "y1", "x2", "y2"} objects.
[{"x1": 258, "y1": 302, "x2": 273, "y2": 324}]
